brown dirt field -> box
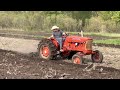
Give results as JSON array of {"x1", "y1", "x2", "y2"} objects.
[
  {"x1": 0, "y1": 49, "x2": 120, "y2": 79},
  {"x1": 0, "y1": 30, "x2": 120, "y2": 79}
]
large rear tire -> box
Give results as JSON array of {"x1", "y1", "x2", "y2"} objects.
[{"x1": 38, "y1": 38, "x2": 57, "y2": 60}]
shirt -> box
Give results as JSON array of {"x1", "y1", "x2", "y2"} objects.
[{"x1": 53, "y1": 30, "x2": 63, "y2": 38}]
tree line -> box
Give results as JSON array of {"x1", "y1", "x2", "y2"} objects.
[{"x1": 0, "y1": 11, "x2": 120, "y2": 33}]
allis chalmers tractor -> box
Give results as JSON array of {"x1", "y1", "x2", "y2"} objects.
[{"x1": 38, "y1": 33, "x2": 103, "y2": 65}]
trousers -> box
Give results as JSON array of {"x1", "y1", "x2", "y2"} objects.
[{"x1": 56, "y1": 38, "x2": 63, "y2": 50}]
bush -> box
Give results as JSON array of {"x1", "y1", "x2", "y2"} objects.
[
  {"x1": 0, "y1": 13, "x2": 13, "y2": 28},
  {"x1": 84, "y1": 16, "x2": 103, "y2": 32},
  {"x1": 44, "y1": 14, "x2": 79, "y2": 32},
  {"x1": 84, "y1": 16, "x2": 120, "y2": 33},
  {"x1": 56, "y1": 15, "x2": 78, "y2": 32},
  {"x1": 0, "y1": 11, "x2": 120, "y2": 33}
]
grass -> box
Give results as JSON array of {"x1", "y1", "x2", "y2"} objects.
[
  {"x1": 65, "y1": 32, "x2": 120, "y2": 45},
  {"x1": 31, "y1": 35, "x2": 48, "y2": 39},
  {"x1": 94, "y1": 39, "x2": 120, "y2": 45},
  {"x1": 68, "y1": 32, "x2": 120, "y2": 38},
  {"x1": 1, "y1": 29, "x2": 120, "y2": 45},
  {"x1": 27, "y1": 31, "x2": 120, "y2": 45},
  {"x1": 84, "y1": 32, "x2": 120, "y2": 37},
  {"x1": 2, "y1": 29, "x2": 120, "y2": 38}
]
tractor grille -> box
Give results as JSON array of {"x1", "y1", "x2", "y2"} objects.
[{"x1": 85, "y1": 40, "x2": 93, "y2": 50}]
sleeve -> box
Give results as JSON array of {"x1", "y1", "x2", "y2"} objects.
[
  {"x1": 60, "y1": 30, "x2": 63, "y2": 35},
  {"x1": 52, "y1": 31, "x2": 55, "y2": 37}
]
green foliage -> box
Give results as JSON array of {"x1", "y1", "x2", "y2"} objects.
[
  {"x1": 0, "y1": 11, "x2": 120, "y2": 33},
  {"x1": 97, "y1": 11, "x2": 113, "y2": 21},
  {"x1": 84, "y1": 16, "x2": 103, "y2": 32},
  {"x1": 111, "y1": 11, "x2": 120, "y2": 24},
  {"x1": 67, "y1": 11, "x2": 92, "y2": 30},
  {"x1": 84, "y1": 32, "x2": 120, "y2": 37},
  {"x1": 97, "y1": 11, "x2": 120, "y2": 24},
  {"x1": 94, "y1": 39, "x2": 120, "y2": 45},
  {"x1": 84, "y1": 15, "x2": 120, "y2": 33}
]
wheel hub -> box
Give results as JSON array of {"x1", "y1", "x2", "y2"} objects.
[
  {"x1": 42, "y1": 46, "x2": 49, "y2": 57},
  {"x1": 73, "y1": 57, "x2": 81, "y2": 64},
  {"x1": 94, "y1": 53, "x2": 99, "y2": 61}
]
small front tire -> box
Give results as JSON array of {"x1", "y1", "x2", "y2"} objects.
[
  {"x1": 72, "y1": 53, "x2": 83, "y2": 65},
  {"x1": 91, "y1": 50, "x2": 103, "y2": 63}
]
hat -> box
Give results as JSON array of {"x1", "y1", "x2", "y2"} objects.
[{"x1": 51, "y1": 26, "x2": 59, "y2": 30}]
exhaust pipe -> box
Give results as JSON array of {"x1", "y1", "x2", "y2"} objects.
[{"x1": 81, "y1": 30, "x2": 83, "y2": 37}]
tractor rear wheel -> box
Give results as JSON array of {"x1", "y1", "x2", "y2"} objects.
[
  {"x1": 91, "y1": 50, "x2": 103, "y2": 63},
  {"x1": 72, "y1": 53, "x2": 83, "y2": 65},
  {"x1": 38, "y1": 38, "x2": 57, "y2": 60}
]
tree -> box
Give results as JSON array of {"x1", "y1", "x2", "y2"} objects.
[
  {"x1": 111, "y1": 11, "x2": 120, "y2": 24},
  {"x1": 97, "y1": 11, "x2": 113, "y2": 21},
  {"x1": 98, "y1": 11, "x2": 120, "y2": 25},
  {"x1": 44, "y1": 11, "x2": 63, "y2": 24},
  {"x1": 67, "y1": 11, "x2": 92, "y2": 31}
]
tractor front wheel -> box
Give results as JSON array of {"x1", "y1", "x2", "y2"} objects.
[
  {"x1": 91, "y1": 50, "x2": 103, "y2": 63},
  {"x1": 72, "y1": 53, "x2": 83, "y2": 65}
]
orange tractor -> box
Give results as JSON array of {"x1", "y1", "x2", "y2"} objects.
[{"x1": 38, "y1": 33, "x2": 103, "y2": 64}]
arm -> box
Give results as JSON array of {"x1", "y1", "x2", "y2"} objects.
[
  {"x1": 48, "y1": 31, "x2": 54, "y2": 39},
  {"x1": 50, "y1": 35, "x2": 54, "y2": 38},
  {"x1": 48, "y1": 35, "x2": 54, "y2": 39},
  {"x1": 61, "y1": 30, "x2": 63, "y2": 35}
]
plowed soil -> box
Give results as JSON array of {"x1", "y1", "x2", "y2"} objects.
[
  {"x1": 0, "y1": 30, "x2": 120, "y2": 79},
  {"x1": 1, "y1": 49, "x2": 120, "y2": 79}
]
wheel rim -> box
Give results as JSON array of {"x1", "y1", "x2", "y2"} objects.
[
  {"x1": 73, "y1": 57, "x2": 81, "y2": 64},
  {"x1": 94, "y1": 53, "x2": 100, "y2": 61},
  {"x1": 40, "y1": 46, "x2": 50, "y2": 57}
]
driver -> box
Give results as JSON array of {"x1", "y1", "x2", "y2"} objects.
[{"x1": 50, "y1": 26, "x2": 64, "y2": 52}]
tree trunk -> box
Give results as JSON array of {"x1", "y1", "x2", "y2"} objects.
[
  {"x1": 81, "y1": 19, "x2": 85, "y2": 32},
  {"x1": 55, "y1": 11, "x2": 57, "y2": 24}
]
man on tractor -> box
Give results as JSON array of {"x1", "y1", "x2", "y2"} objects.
[
  {"x1": 38, "y1": 26, "x2": 103, "y2": 64},
  {"x1": 50, "y1": 25, "x2": 64, "y2": 52}
]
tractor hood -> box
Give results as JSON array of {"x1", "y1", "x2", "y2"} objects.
[{"x1": 65, "y1": 36, "x2": 93, "y2": 43}]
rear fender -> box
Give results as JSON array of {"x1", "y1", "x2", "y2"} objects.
[
  {"x1": 92, "y1": 50, "x2": 99, "y2": 54},
  {"x1": 49, "y1": 38, "x2": 59, "y2": 48}
]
